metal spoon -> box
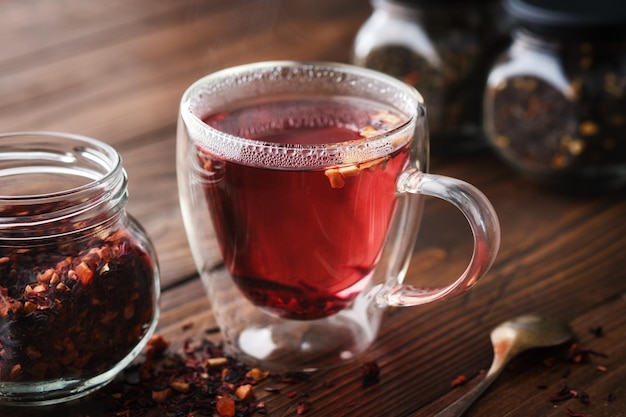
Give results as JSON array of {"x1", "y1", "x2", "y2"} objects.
[{"x1": 434, "y1": 314, "x2": 575, "y2": 417}]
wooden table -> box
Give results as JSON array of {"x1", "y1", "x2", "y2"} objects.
[{"x1": 1, "y1": 1, "x2": 625, "y2": 416}]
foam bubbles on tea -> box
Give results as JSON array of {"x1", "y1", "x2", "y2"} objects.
[{"x1": 201, "y1": 97, "x2": 409, "y2": 169}]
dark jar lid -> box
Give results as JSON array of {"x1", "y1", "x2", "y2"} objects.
[{"x1": 505, "y1": 0, "x2": 626, "y2": 39}]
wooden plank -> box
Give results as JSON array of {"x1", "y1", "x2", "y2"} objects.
[{"x1": 1, "y1": 0, "x2": 625, "y2": 415}]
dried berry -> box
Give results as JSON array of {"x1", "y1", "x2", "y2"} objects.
[
  {"x1": 246, "y1": 367, "x2": 270, "y2": 381},
  {"x1": 235, "y1": 384, "x2": 255, "y2": 400},
  {"x1": 151, "y1": 388, "x2": 172, "y2": 404},
  {"x1": 169, "y1": 380, "x2": 191, "y2": 393},
  {"x1": 451, "y1": 375, "x2": 468, "y2": 388},
  {"x1": 361, "y1": 360, "x2": 380, "y2": 387},
  {"x1": 297, "y1": 400, "x2": 312, "y2": 415},
  {"x1": 216, "y1": 395, "x2": 236, "y2": 417},
  {"x1": 256, "y1": 401, "x2": 267, "y2": 415}
]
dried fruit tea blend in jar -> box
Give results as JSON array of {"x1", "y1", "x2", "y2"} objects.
[
  {"x1": 0, "y1": 132, "x2": 160, "y2": 405},
  {"x1": 353, "y1": 0, "x2": 510, "y2": 154},
  {"x1": 484, "y1": 0, "x2": 626, "y2": 192}
]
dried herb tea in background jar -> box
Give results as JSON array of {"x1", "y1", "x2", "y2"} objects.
[
  {"x1": 353, "y1": 0, "x2": 510, "y2": 154},
  {"x1": 0, "y1": 132, "x2": 160, "y2": 405},
  {"x1": 484, "y1": 0, "x2": 626, "y2": 192}
]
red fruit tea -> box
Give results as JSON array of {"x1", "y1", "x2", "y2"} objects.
[{"x1": 197, "y1": 97, "x2": 411, "y2": 320}]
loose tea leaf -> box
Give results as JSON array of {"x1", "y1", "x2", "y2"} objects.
[
  {"x1": 0, "y1": 227, "x2": 155, "y2": 383},
  {"x1": 100, "y1": 335, "x2": 265, "y2": 417},
  {"x1": 566, "y1": 344, "x2": 607, "y2": 364},
  {"x1": 588, "y1": 326, "x2": 604, "y2": 338}
]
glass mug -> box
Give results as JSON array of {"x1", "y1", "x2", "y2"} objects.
[{"x1": 177, "y1": 61, "x2": 500, "y2": 371}]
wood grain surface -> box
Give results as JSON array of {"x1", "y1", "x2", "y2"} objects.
[{"x1": 1, "y1": 1, "x2": 625, "y2": 416}]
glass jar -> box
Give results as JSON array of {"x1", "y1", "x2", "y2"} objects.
[
  {"x1": 352, "y1": 0, "x2": 510, "y2": 154},
  {"x1": 0, "y1": 132, "x2": 160, "y2": 405},
  {"x1": 484, "y1": 0, "x2": 626, "y2": 192}
]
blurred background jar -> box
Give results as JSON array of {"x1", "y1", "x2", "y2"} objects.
[
  {"x1": 0, "y1": 132, "x2": 160, "y2": 405},
  {"x1": 353, "y1": 0, "x2": 510, "y2": 154},
  {"x1": 484, "y1": 0, "x2": 626, "y2": 192}
]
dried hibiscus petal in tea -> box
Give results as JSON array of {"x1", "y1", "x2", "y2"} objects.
[{"x1": 0, "y1": 225, "x2": 156, "y2": 382}]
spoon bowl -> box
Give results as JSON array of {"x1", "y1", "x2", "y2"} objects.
[{"x1": 433, "y1": 314, "x2": 575, "y2": 417}]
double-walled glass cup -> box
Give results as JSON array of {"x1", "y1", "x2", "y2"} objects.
[{"x1": 177, "y1": 62, "x2": 500, "y2": 371}]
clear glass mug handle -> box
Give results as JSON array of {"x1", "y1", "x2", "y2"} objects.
[{"x1": 376, "y1": 168, "x2": 501, "y2": 307}]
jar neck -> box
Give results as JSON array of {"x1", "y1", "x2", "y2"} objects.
[
  {"x1": 371, "y1": 0, "x2": 420, "y2": 18},
  {"x1": 512, "y1": 29, "x2": 561, "y2": 53},
  {"x1": 513, "y1": 28, "x2": 626, "y2": 57},
  {"x1": 0, "y1": 132, "x2": 128, "y2": 240}
]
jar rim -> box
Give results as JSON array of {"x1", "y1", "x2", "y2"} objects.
[
  {"x1": 0, "y1": 131, "x2": 123, "y2": 200},
  {"x1": 0, "y1": 131, "x2": 127, "y2": 234}
]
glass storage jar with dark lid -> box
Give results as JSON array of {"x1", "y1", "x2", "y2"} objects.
[
  {"x1": 0, "y1": 132, "x2": 160, "y2": 405},
  {"x1": 484, "y1": 0, "x2": 626, "y2": 192},
  {"x1": 353, "y1": 0, "x2": 510, "y2": 154}
]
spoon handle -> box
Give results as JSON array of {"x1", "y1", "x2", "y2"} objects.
[{"x1": 432, "y1": 371, "x2": 499, "y2": 417}]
